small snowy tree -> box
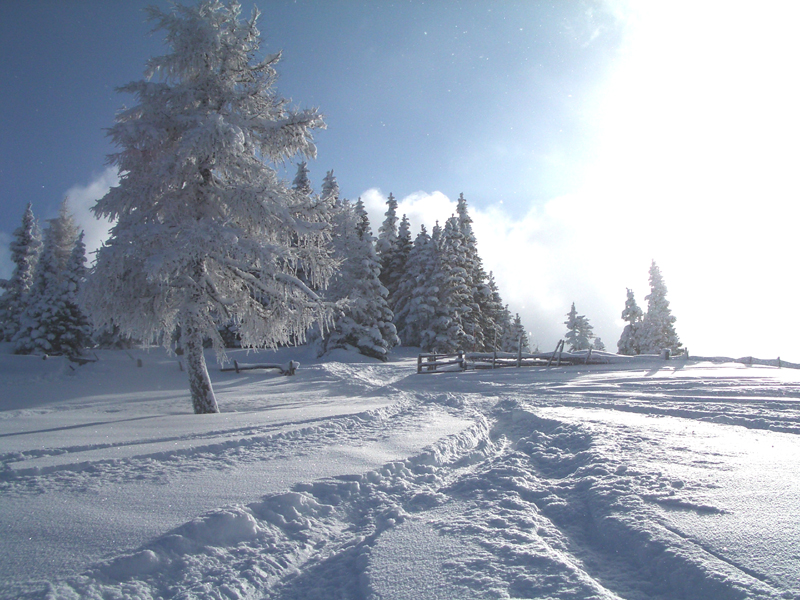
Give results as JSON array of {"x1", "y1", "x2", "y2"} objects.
[
  {"x1": 593, "y1": 337, "x2": 606, "y2": 351},
  {"x1": 564, "y1": 302, "x2": 594, "y2": 352},
  {"x1": 292, "y1": 161, "x2": 313, "y2": 197},
  {"x1": 0, "y1": 203, "x2": 42, "y2": 341},
  {"x1": 320, "y1": 169, "x2": 340, "y2": 207},
  {"x1": 639, "y1": 261, "x2": 682, "y2": 355},
  {"x1": 617, "y1": 288, "x2": 643, "y2": 355},
  {"x1": 84, "y1": 1, "x2": 333, "y2": 414},
  {"x1": 505, "y1": 313, "x2": 530, "y2": 354}
]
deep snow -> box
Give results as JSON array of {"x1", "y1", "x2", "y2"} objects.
[{"x1": 0, "y1": 344, "x2": 798, "y2": 599}]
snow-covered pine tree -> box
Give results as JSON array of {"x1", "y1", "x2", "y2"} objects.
[
  {"x1": 376, "y1": 193, "x2": 399, "y2": 300},
  {"x1": 393, "y1": 225, "x2": 434, "y2": 347},
  {"x1": 386, "y1": 214, "x2": 412, "y2": 311},
  {"x1": 292, "y1": 161, "x2": 313, "y2": 197},
  {"x1": 83, "y1": 1, "x2": 333, "y2": 414},
  {"x1": 455, "y1": 193, "x2": 492, "y2": 350},
  {"x1": 639, "y1": 261, "x2": 682, "y2": 355},
  {"x1": 0, "y1": 203, "x2": 42, "y2": 342},
  {"x1": 323, "y1": 198, "x2": 398, "y2": 360},
  {"x1": 418, "y1": 222, "x2": 446, "y2": 351},
  {"x1": 564, "y1": 302, "x2": 594, "y2": 352},
  {"x1": 617, "y1": 287, "x2": 643, "y2": 355},
  {"x1": 320, "y1": 169, "x2": 340, "y2": 207},
  {"x1": 505, "y1": 313, "x2": 530, "y2": 353},
  {"x1": 427, "y1": 217, "x2": 473, "y2": 352},
  {"x1": 483, "y1": 272, "x2": 507, "y2": 350},
  {"x1": 14, "y1": 200, "x2": 80, "y2": 355},
  {"x1": 593, "y1": 337, "x2": 606, "y2": 351},
  {"x1": 54, "y1": 232, "x2": 93, "y2": 357}
]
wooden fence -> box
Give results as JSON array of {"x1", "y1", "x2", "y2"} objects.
[{"x1": 417, "y1": 340, "x2": 614, "y2": 374}]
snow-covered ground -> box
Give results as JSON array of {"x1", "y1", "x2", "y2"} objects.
[{"x1": 1, "y1": 344, "x2": 799, "y2": 599}]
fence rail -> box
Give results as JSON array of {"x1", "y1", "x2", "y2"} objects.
[{"x1": 417, "y1": 341, "x2": 618, "y2": 374}]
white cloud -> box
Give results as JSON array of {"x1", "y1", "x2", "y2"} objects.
[{"x1": 65, "y1": 167, "x2": 119, "y2": 259}]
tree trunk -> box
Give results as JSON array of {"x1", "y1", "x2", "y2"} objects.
[{"x1": 183, "y1": 317, "x2": 219, "y2": 414}]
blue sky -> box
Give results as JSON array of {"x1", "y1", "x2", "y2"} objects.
[{"x1": 1, "y1": 1, "x2": 799, "y2": 359}]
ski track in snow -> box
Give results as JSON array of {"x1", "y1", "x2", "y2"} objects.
[{"x1": 1, "y1": 348, "x2": 799, "y2": 599}]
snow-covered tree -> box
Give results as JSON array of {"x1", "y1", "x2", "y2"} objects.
[
  {"x1": 14, "y1": 201, "x2": 82, "y2": 356},
  {"x1": 617, "y1": 288, "x2": 643, "y2": 355},
  {"x1": 0, "y1": 203, "x2": 42, "y2": 341},
  {"x1": 292, "y1": 161, "x2": 313, "y2": 197},
  {"x1": 455, "y1": 193, "x2": 493, "y2": 351},
  {"x1": 386, "y1": 213, "x2": 412, "y2": 309},
  {"x1": 564, "y1": 302, "x2": 594, "y2": 352},
  {"x1": 505, "y1": 313, "x2": 530, "y2": 354},
  {"x1": 593, "y1": 337, "x2": 606, "y2": 351},
  {"x1": 323, "y1": 198, "x2": 398, "y2": 360},
  {"x1": 426, "y1": 217, "x2": 473, "y2": 352},
  {"x1": 393, "y1": 225, "x2": 435, "y2": 347},
  {"x1": 83, "y1": 1, "x2": 333, "y2": 414},
  {"x1": 480, "y1": 272, "x2": 503, "y2": 349},
  {"x1": 639, "y1": 261, "x2": 682, "y2": 355},
  {"x1": 320, "y1": 169, "x2": 340, "y2": 207},
  {"x1": 376, "y1": 193, "x2": 399, "y2": 297}
]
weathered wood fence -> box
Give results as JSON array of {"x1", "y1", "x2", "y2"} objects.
[
  {"x1": 417, "y1": 340, "x2": 613, "y2": 374},
  {"x1": 220, "y1": 359, "x2": 299, "y2": 376}
]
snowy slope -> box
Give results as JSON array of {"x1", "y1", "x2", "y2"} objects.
[{"x1": 1, "y1": 345, "x2": 798, "y2": 599}]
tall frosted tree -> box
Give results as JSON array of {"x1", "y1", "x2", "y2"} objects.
[
  {"x1": 564, "y1": 302, "x2": 594, "y2": 352},
  {"x1": 639, "y1": 261, "x2": 682, "y2": 354},
  {"x1": 617, "y1": 287, "x2": 643, "y2": 355},
  {"x1": 84, "y1": 1, "x2": 333, "y2": 414},
  {"x1": 376, "y1": 193, "x2": 399, "y2": 298},
  {"x1": 0, "y1": 203, "x2": 42, "y2": 341}
]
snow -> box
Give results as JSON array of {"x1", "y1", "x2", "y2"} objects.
[{"x1": 1, "y1": 344, "x2": 799, "y2": 599}]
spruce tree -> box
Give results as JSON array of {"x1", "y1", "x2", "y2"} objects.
[
  {"x1": 320, "y1": 169, "x2": 340, "y2": 207},
  {"x1": 593, "y1": 337, "x2": 606, "y2": 351},
  {"x1": 0, "y1": 203, "x2": 42, "y2": 342},
  {"x1": 617, "y1": 288, "x2": 643, "y2": 355},
  {"x1": 455, "y1": 193, "x2": 493, "y2": 350},
  {"x1": 505, "y1": 313, "x2": 530, "y2": 353},
  {"x1": 418, "y1": 222, "x2": 445, "y2": 351},
  {"x1": 323, "y1": 199, "x2": 398, "y2": 360},
  {"x1": 83, "y1": 1, "x2": 333, "y2": 414},
  {"x1": 393, "y1": 225, "x2": 435, "y2": 347},
  {"x1": 564, "y1": 302, "x2": 594, "y2": 352},
  {"x1": 640, "y1": 261, "x2": 682, "y2": 355},
  {"x1": 376, "y1": 193, "x2": 399, "y2": 299},
  {"x1": 292, "y1": 161, "x2": 313, "y2": 197},
  {"x1": 14, "y1": 201, "x2": 81, "y2": 356}
]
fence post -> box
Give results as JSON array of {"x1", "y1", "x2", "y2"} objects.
[
  {"x1": 557, "y1": 340, "x2": 563, "y2": 367},
  {"x1": 492, "y1": 351, "x2": 497, "y2": 370},
  {"x1": 585, "y1": 348, "x2": 592, "y2": 365},
  {"x1": 778, "y1": 356, "x2": 782, "y2": 368},
  {"x1": 459, "y1": 351, "x2": 466, "y2": 371},
  {"x1": 517, "y1": 339, "x2": 522, "y2": 368},
  {"x1": 417, "y1": 354, "x2": 422, "y2": 374}
]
